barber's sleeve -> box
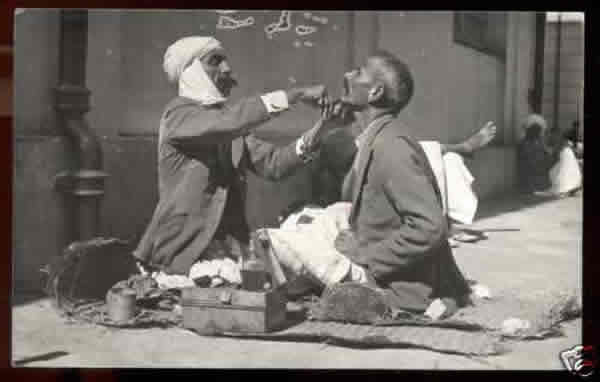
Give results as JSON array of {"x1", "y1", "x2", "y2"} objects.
[
  {"x1": 244, "y1": 134, "x2": 306, "y2": 181},
  {"x1": 361, "y1": 138, "x2": 448, "y2": 281},
  {"x1": 166, "y1": 92, "x2": 290, "y2": 149}
]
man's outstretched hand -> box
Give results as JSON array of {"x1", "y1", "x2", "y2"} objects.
[
  {"x1": 301, "y1": 99, "x2": 351, "y2": 152},
  {"x1": 286, "y1": 85, "x2": 330, "y2": 108}
]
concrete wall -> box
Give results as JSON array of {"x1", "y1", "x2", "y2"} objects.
[
  {"x1": 378, "y1": 11, "x2": 537, "y2": 199},
  {"x1": 84, "y1": 11, "x2": 332, "y2": 231},
  {"x1": 13, "y1": 10, "x2": 65, "y2": 291},
  {"x1": 542, "y1": 21, "x2": 584, "y2": 135}
]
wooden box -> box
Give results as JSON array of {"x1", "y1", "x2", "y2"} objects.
[{"x1": 181, "y1": 287, "x2": 288, "y2": 334}]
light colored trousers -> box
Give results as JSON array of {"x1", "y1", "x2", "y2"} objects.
[{"x1": 266, "y1": 141, "x2": 478, "y2": 289}]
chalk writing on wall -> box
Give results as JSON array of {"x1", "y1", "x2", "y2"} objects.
[
  {"x1": 217, "y1": 14, "x2": 255, "y2": 30},
  {"x1": 303, "y1": 12, "x2": 328, "y2": 24},
  {"x1": 265, "y1": 11, "x2": 292, "y2": 39},
  {"x1": 295, "y1": 25, "x2": 317, "y2": 36},
  {"x1": 210, "y1": 10, "x2": 330, "y2": 48},
  {"x1": 311, "y1": 16, "x2": 328, "y2": 24}
]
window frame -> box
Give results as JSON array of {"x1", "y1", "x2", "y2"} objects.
[{"x1": 453, "y1": 12, "x2": 506, "y2": 59}]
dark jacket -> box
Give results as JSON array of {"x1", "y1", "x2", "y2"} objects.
[
  {"x1": 134, "y1": 96, "x2": 304, "y2": 275},
  {"x1": 517, "y1": 138, "x2": 553, "y2": 192},
  {"x1": 342, "y1": 114, "x2": 471, "y2": 312}
]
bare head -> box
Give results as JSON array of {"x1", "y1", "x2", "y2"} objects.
[{"x1": 341, "y1": 50, "x2": 414, "y2": 115}]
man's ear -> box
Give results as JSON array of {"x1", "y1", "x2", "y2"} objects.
[{"x1": 367, "y1": 83, "x2": 385, "y2": 105}]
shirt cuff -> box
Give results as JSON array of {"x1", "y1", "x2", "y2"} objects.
[
  {"x1": 295, "y1": 135, "x2": 305, "y2": 156},
  {"x1": 260, "y1": 90, "x2": 289, "y2": 113}
]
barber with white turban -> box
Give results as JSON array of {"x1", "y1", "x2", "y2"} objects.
[{"x1": 134, "y1": 36, "x2": 335, "y2": 276}]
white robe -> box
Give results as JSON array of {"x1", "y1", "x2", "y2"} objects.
[{"x1": 549, "y1": 145, "x2": 582, "y2": 195}]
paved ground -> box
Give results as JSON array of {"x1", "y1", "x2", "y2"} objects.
[{"x1": 12, "y1": 193, "x2": 582, "y2": 369}]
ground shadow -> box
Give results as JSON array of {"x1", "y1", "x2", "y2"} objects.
[
  {"x1": 12, "y1": 288, "x2": 48, "y2": 307},
  {"x1": 475, "y1": 191, "x2": 571, "y2": 221},
  {"x1": 12, "y1": 351, "x2": 70, "y2": 366}
]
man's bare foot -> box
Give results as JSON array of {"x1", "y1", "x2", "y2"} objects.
[{"x1": 462, "y1": 121, "x2": 497, "y2": 154}]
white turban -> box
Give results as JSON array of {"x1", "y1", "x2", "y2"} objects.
[
  {"x1": 163, "y1": 36, "x2": 223, "y2": 83},
  {"x1": 523, "y1": 113, "x2": 548, "y2": 132}
]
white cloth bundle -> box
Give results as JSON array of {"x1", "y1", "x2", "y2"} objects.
[
  {"x1": 419, "y1": 141, "x2": 478, "y2": 225},
  {"x1": 267, "y1": 202, "x2": 357, "y2": 287},
  {"x1": 549, "y1": 145, "x2": 582, "y2": 195}
]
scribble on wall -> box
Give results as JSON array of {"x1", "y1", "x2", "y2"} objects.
[
  {"x1": 217, "y1": 15, "x2": 255, "y2": 30},
  {"x1": 210, "y1": 10, "x2": 322, "y2": 49},
  {"x1": 265, "y1": 11, "x2": 292, "y2": 39},
  {"x1": 295, "y1": 25, "x2": 317, "y2": 36},
  {"x1": 311, "y1": 16, "x2": 328, "y2": 25}
]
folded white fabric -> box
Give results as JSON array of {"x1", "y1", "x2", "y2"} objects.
[
  {"x1": 152, "y1": 257, "x2": 242, "y2": 289},
  {"x1": 153, "y1": 271, "x2": 196, "y2": 289},
  {"x1": 188, "y1": 257, "x2": 242, "y2": 285},
  {"x1": 267, "y1": 202, "x2": 362, "y2": 287}
]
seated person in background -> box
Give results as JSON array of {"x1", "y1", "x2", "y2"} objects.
[
  {"x1": 517, "y1": 118, "x2": 554, "y2": 194},
  {"x1": 546, "y1": 126, "x2": 582, "y2": 197},
  {"x1": 265, "y1": 51, "x2": 473, "y2": 318}
]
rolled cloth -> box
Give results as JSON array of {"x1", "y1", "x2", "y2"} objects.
[{"x1": 163, "y1": 36, "x2": 223, "y2": 83}]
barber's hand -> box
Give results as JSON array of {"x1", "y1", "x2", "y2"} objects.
[
  {"x1": 287, "y1": 85, "x2": 329, "y2": 107},
  {"x1": 300, "y1": 84, "x2": 327, "y2": 103}
]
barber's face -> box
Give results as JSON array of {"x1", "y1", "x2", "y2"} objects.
[
  {"x1": 200, "y1": 49, "x2": 238, "y2": 97},
  {"x1": 340, "y1": 58, "x2": 378, "y2": 109}
]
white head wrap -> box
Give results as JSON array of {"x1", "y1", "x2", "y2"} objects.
[
  {"x1": 163, "y1": 36, "x2": 223, "y2": 83},
  {"x1": 163, "y1": 36, "x2": 228, "y2": 106}
]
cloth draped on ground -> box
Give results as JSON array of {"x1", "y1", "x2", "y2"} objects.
[
  {"x1": 206, "y1": 288, "x2": 580, "y2": 356},
  {"x1": 548, "y1": 145, "x2": 582, "y2": 195},
  {"x1": 266, "y1": 141, "x2": 478, "y2": 290}
]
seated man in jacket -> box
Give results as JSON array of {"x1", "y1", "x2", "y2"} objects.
[
  {"x1": 266, "y1": 51, "x2": 472, "y2": 316},
  {"x1": 309, "y1": 119, "x2": 496, "y2": 248},
  {"x1": 133, "y1": 36, "x2": 334, "y2": 278}
]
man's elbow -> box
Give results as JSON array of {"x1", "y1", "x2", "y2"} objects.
[{"x1": 411, "y1": 214, "x2": 447, "y2": 252}]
